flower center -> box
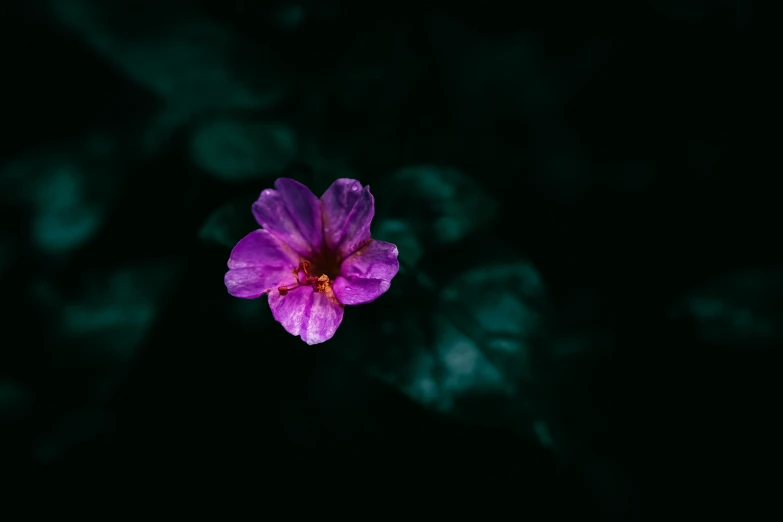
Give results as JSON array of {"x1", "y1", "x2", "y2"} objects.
[
  {"x1": 306, "y1": 249, "x2": 342, "y2": 282},
  {"x1": 277, "y1": 250, "x2": 341, "y2": 296}
]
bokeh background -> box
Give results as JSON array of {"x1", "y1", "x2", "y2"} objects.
[{"x1": 1, "y1": 0, "x2": 777, "y2": 515}]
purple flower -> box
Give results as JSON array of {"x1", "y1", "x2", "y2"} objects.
[{"x1": 224, "y1": 178, "x2": 400, "y2": 345}]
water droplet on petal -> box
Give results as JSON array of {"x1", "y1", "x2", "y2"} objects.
[
  {"x1": 351, "y1": 183, "x2": 360, "y2": 191},
  {"x1": 345, "y1": 287, "x2": 352, "y2": 291}
]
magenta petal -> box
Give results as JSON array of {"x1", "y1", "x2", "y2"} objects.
[
  {"x1": 268, "y1": 286, "x2": 344, "y2": 345},
  {"x1": 333, "y1": 240, "x2": 399, "y2": 305},
  {"x1": 252, "y1": 178, "x2": 323, "y2": 258},
  {"x1": 225, "y1": 269, "x2": 278, "y2": 298},
  {"x1": 332, "y1": 277, "x2": 390, "y2": 305},
  {"x1": 224, "y1": 229, "x2": 298, "y2": 298},
  {"x1": 320, "y1": 178, "x2": 374, "y2": 259}
]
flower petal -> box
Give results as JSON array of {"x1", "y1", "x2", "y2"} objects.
[
  {"x1": 332, "y1": 277, "x2": 390, "y2": 305},
  {"x1": 252, "y1": 178, "x2": 323, "y2": 258},
  {"x1": 268, "y1": 286, "x2": 344, "y2": 345},
  {"x1": 320, "y1": 178, "x2": 374, "y2": 259},
  {"x1": 224, "y1": 229, "x2": 299, "y2": 298},
  {"x1": 333, "y1": 240, "x2": 399, "y2": 305}
]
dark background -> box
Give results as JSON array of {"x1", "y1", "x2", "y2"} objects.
[{"x1": 1, "y1": 0, "x2": 778, "y2": 515}]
